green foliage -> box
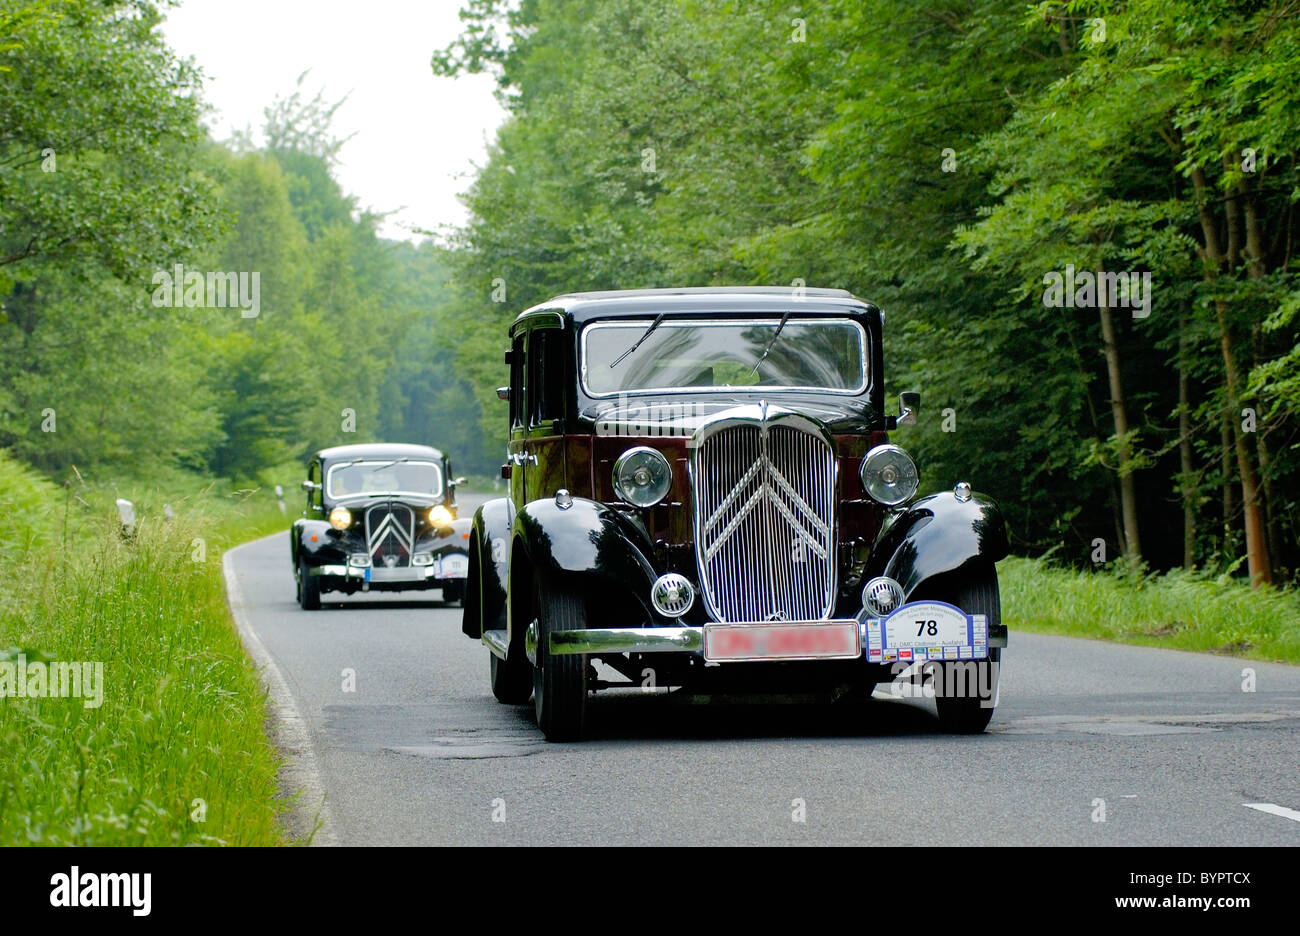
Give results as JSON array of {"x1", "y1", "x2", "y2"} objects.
[
  {"x1": 436, "y1": 0, "x2": 1300, "y2": 582},
  {"x1": 0, "y1": 478, "x2": 291, "y2": 845},
  {"x1": 1001, "y1": 555, "x2": 1300, "y2": 663}
]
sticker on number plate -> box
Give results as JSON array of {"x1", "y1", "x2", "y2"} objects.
[
  {"x1": 865, "y1": 601, "x2": 988, "y2": 662},
  {"x1": 703, "y1": 620, "x2": 861, "y2": 662}
]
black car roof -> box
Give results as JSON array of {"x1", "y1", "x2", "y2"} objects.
[
  {"x1": 314, "y1": 443, "x2": 444, "y2": 463},
  {"x1": 514, "y1": 286, "x2": 877, "y2": 328}
]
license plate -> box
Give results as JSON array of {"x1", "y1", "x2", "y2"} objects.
[
  {"x1": 864, "y1": 601, "x2": 987, "y2": 662},
  {"x1": 703, "y1": 620, "x2": 861, "y2": 662},
  {"x1": 438, "y1": 554, "x2": 468, "y2": 578}
]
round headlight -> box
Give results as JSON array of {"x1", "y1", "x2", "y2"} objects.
[
  {"x1": 329, "y1": 506, "x2": 352, "y2": 530},
  {"x1": 429, "y1": 505, "x2": 454, "y2": 527},
  {"x1": 860, "y1": 444, "x2": 918, "y2": 506},
  {"x1": 613, "y1": 446, "x2": 672, "y2": 508}
]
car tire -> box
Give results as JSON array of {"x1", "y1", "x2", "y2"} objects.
[
  {"x1": 532, "y1": 579, "x2": 587, "y2": 741},
  {"x1": 298, "y1": 556, "x2": 322, "y2": 611},
  {"x1": 442, "y1": 581, "x2": 464, "y2": 606},
  {"x1": 490, "y1": 650, "x2": 533, "y2": 705},
  {"x1": 933, "y1": 565, "x2": 1001, "y2": 734}
]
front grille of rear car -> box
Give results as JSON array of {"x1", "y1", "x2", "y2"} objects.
[
  {"x1": 365, "y1": 503, "x2": 415, "y2": 568},
  {"x1": 692, "y1": 410, "x2": 836, "y2": 623}
]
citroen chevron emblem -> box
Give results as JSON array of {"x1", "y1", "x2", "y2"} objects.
[{"x1": 366, "y1": 506, "x2": 414, "y2": 560}]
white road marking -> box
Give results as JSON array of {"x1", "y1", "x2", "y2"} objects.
[
  {"x1": 1242, "y1": 803, "x2": 1300, "y2": 822},
  {"x1": 224, "y1": 535, "x2": 340, "y2": 846}
]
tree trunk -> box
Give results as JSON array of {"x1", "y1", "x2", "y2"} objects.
[
  {"x1": 1178, "y1": 317, "x2": 1196, "y2": 568},
  {"x1": 1097, "y1": 290, "x2": 1141, "y2": 562},
  {"x1": 1220, "y1": 410, "x2": 1235, "y2": 545},
  {"x1": 1190, "y1": 165, "x2": 1272, "y2": 586}
]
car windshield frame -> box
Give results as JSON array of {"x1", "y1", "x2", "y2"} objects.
[
  {"x1": 325, "y1": 459, "x2": 444, "y2": 500},
  {"x1": 579, "y1": 316, "x2": 869, "y2": 398}
]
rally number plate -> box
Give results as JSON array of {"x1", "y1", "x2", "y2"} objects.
[{"x1": 865, "y1": 601, "x2": 988, "y2": 663}]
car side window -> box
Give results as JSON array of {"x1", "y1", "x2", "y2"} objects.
[
  {"x1": 309, "y1": 462, "x2": 322, "y2": 509},
  {"x1": 509, "y1": 333, "x2": 526, "y2": 430},
  {"x1": 529, "y1": 328, "x2": 564, "y2": 427}
]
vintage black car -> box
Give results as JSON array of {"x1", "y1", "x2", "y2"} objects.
[
  {"x1": 461, "y1": 287, "x2": 1009, "y2": 740},
  {"x1": 292, "y1": 443, "x2": 471, "y2": 610}
]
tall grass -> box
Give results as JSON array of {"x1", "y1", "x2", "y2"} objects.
[
  {"x1": 0, "y1": 453, "x2": 293, "y2": 845},
  {"x1": 1001, "y1": 555, "x2": 1300, "y2": 664}
]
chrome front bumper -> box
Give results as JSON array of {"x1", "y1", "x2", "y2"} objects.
[
  {"x1": 536, "y1": 621, "x2": 1008, "y2": 658},
  {"x1": 309, "y1": 564, "x2": 467, "y2": 582}
]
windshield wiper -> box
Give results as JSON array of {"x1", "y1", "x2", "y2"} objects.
[
  {"x1": 356, "y1": 457, "x2": 409, "y2": 497},
  {"x1": 608, "y1": 313, "x2": 665, "y2": 369},
  {"x1": 748, "y1": 308, "x2": 792, "y2": 379}
]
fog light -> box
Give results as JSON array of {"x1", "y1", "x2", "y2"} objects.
[
  {"x1": 412, "y1": 553, "x2": 434, "y2": 566},
  {"x1": 862, "y1": 576, "x2": 904, "y2": 616},
  {"x1": 348, "y1": 553, "x2": 370, "y2": 568},
  {"x1": 651, "y1": 573, "x2": 695, "y2": 617}
]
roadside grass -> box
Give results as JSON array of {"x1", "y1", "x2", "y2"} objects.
[
  {"x1": 0, "y1": 454, "x2": 296, "y2": 845},
  {"x1": 1001, "y1": 555, "x2": 1300, "y2": 664}
]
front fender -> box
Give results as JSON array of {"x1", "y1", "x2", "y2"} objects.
[
  {"x1": 423, "y1": 517, "x2": 473, "y2": 559},
  {"x1": 511, "y1": 496, "x2": 659, "y2": 629},
  {"x1": 295, "y1": 519, "x2": 347, "y2": 566},
  {"x1": 464, "y1": 498, "x2": 514, "y2": 638},
  {"x1": 867, "y1": 490, "x2": 1009, "y2": 599}
]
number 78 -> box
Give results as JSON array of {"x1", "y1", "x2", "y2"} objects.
[{"x1": 916, "y1": 620, "x2": 938, "y2": 637}]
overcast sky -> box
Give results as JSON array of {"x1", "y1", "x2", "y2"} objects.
[{"x1": 161, "y1": 0, "x2": 508, "y2": 241}]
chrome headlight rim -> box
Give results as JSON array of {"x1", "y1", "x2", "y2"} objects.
[
  {"x1": 612, "y1": 446, "x2": 673, "y2": 508},
  {"x1": 860, "y1": 443, "x2": 919, "y2": 507},
  {"x1": 328, "y1": 506, "x2": 352, "y2": 530}
]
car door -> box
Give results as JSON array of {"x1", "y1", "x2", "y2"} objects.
[
  {"x1": 524, "y1": 321, "x2": 567, "y2": 503},
  {"x1": 505, "y1": 331, "x2": 529, "y2": 506}
]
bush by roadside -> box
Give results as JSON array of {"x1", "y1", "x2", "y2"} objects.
[
  {"x1": 1001, "y1": 555, "x2": 1300, "y2": 665},
  {"x1": 0, "y1": 452, "x2": 294, "y2": 844}
]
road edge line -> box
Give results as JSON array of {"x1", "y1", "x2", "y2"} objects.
[{"x1": 223, "y1": 534, "x2": 340, "y2": 847}]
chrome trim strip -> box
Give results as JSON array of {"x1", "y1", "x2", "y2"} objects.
[
  {"x1": 482, "y1": 628, "x2": 509, "y2": 660},
  {"x1": 580, "y1": 317, "x2": 868, "y2": 399},
  {"x1": 548, "y1": 627, "x2": 704, "y2": 656}
]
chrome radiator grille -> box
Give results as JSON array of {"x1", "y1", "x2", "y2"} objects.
[
  {"x1": 365, "y1": 503, "x2": 415, "y2": 568},
  {"x1": 693, "y1": 415, "x2": 836, "y2": 622}
]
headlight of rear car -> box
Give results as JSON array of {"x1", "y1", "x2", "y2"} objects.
[
  {"x1": 860, "y1": 444, "x2": 919, "y2": 506},
  {"x1": 329, "y1": 506, "x2": 352, "y2": 530},
  {"x1": 429, "y1": 505, "x2": 454, "y2": 527},
  {"x1": 613, "y1": 446, "x2": 672, "y2": 508}
]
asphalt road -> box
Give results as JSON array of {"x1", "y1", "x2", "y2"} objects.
[{"x1": 228, "y1": 504, "x2": 1300, "y2": 846}]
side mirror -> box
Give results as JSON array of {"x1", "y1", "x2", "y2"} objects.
[
  {"x1": 496, "y1": 386, "x2": 510, "y2": 401},
  {"x1": 301, "y1": 479, "x2": 319, "y2": 493},
  {"x1": 451, "y1": 476, "x2": 467, "y2": 487},
  {"x1": 897, "y1": 391, "x2": 920, "y2": 427}
]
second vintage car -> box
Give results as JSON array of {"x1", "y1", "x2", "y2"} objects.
[
  {"x1": 462, "y1": 287, "x2": 1009, "y2": 740},
  {"x1": 292, "y1": 443, "x2": 471, "y2": 609}
]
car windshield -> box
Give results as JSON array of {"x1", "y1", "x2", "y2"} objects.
[
  {"x1": 582, "y1": 318, "x2": 866, "y2": 396},
  {"x1": 326, "y1": 460, "x2": 443, "y2": 498}
]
